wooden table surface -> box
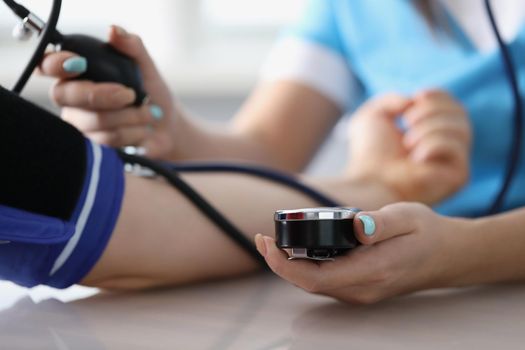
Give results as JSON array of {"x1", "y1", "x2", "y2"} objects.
[{"x1": 1, "y1": 275, "x2": 525, "y2": 349}]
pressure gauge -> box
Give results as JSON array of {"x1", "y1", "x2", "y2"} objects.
[{"x1": 274, "y1": 207, "x2": 361, "y2": 260}]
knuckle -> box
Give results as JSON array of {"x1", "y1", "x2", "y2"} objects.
[
  {"x1": 409, "y1": 106, "x2": 435, "y2": 125},
  {"x1": 94, "y1": 110, "x2": 108, "y2": 121},
  {"x1": 50, "y1": 84, "x2": 64, "y2": 105},
  {"x1": 93, "y1": 113, "x2": 111, "y2": 129},
  {"x1": 86, "y1": 89, "x2": 103, "y2": 109}
]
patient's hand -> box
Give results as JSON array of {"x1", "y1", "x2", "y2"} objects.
[
  {"x1": 39, "y1": 26, "x2": 181, "y2": 159},
  {"x1": 347, "y1": 90, "x2": 471, "y2": 205}
]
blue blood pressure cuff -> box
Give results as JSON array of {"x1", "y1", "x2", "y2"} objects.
[{"x1": 0, "y1": 86, "x2": 124, "y2": 288}]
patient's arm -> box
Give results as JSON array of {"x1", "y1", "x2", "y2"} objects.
[
  {"x1": 0, "y1": 80, "x2": 468, "y2": 290},
  {"x1": 82, "y1": 92, "x2": 471, "y2": 290},
  {"x1": 82, "y1": 172, "x2": 397, "y2": 290}
]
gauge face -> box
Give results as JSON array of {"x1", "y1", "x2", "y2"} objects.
[{"x1": 274, "y1": 207, "x2": 361, "y2": 221}]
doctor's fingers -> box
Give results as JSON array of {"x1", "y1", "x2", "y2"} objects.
[
  {"x1": 352, "y1": 203, "x2": 424, "y2": 246},
  {"x1": 403, "y1": 116, "x2": 471, "y2": 150},
  {"x1": 403, "y1": 100, "x2": 468, "y2": 127},
  {"x1": 255, "y1": 235, "x2": 325, "y2": 292},
  {"x1": 257, "y1": 235, "x2": 392, "y2": 294},
  {"x1": 39, "y1": 51, "x2": 86, "y2": 79},
  {"x1": 86, "y1": 126, "x2": 150, "y2": 148},
  {"x1": 107, "y1": 25, "x2": 163, "y2": 84},
  {"x1": 52, "y1": 80, "x2": 136, "y2": 110},
  {"x1": 62, "y1": 106, "x2": 154, "y2": 133}
]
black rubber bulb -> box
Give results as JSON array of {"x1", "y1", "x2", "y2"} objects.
[{"x1": 57, "y1": 34, "x2": 147, "y2": 106}]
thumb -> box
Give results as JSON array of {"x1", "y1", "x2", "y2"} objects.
[
  {"x1": 107, "y1": 25, "x2": 162, "y2": 83},
  {"x1": 353, "y1": 202, "x2": 425, "y2": 245}
]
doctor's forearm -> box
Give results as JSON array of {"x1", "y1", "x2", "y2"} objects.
[
  {"x1": 441, "y1": 207, "x2": 525, "y2": 288},
  {"x1": 81, "y1": 172, "x2": 397, "y2": 290}
]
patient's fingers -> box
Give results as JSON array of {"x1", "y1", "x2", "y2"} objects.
[
  {"x1": 364, "y1": 93, "x2": 413, "y2": 118},
  {"x1": 411, "y1": 135, "x2": 466, "y2": 163},
  {"x1": 39, "y1": 51, "x2": 86, "y2": 78},
  {"x1": 404, "y1": 90, "x2": 466, "y2": 127},
  {"x1": 403, "y1": 116, "x2": 471, "y2": 149},
  {"x1": 51, "y1": 80, "x2": 136, "y2": 110},
  {"x1": 404, "y1": 104, "x2": 465, "y2": 127},
  {"x1": 62, "y1": 105, "x2": 153, "y2": 132}
]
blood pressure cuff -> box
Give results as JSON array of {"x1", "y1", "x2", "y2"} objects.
[{"x1": 0, "y1": 86, "x2": 125, "y2": 288}]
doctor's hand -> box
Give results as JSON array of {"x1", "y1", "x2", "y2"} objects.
[
  {"x1": 347, "y1": 90, "x2": 471, "y2": 205},
  {"x1": 255, "y1": 202, "x2": 469, "y2": 305},
  {"x1": 39, "y1": 26, "x2": 182, "y2": 159}
]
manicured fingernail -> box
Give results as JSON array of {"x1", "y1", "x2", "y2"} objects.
[
  {"x1": 112, "y1": 88, "x2": 135, "y2": 105},
  {"x1": 358, "y1": 215, "x2": 376, "y2": 236},
  {"x1": 63, "y1": 56, "x2": 87, "y2": 73},
  {"x1": 254, "y1": 234, "x2": 267, "y2": 256},
  {"x1": 112, "y1": 25, "x2": 128, "y2": 37},
  {"x1": 149, "y1": 105, "x2": 164, "y2": 121}
]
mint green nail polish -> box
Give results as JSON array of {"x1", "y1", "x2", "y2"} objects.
[
  {"x1": 358, "y1": 215, "x2": 376, "y2": 236},
  {"x1": 63, "y1": 57, "x2": 87, "y2": 73},
  {"x1": 150, "y1": 105, "x2": 164, "y2": 121}
]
